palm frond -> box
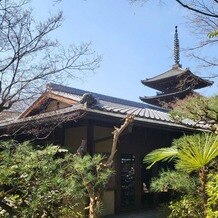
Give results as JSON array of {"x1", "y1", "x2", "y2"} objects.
[
  {"x1": 144, "y1": 146, "x2": 178, "y2": 169},
  {"x1": 176, "y1": 134, "x2": 218, "y2": 173}
]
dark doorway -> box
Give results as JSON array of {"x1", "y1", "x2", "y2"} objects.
[
  {"x1": 117, "y1": 154, "x2": 158, "y2": 212},
  {"x1": 120, "y1": 154, "x2": 136, "y2": 210}
]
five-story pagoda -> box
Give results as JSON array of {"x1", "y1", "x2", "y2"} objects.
[{"x1": 140, "y1": 26, "x2": 213, "y2": 108}]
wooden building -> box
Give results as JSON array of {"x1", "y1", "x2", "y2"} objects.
[
  {"x1": 140, "y1": 26, "x2": 213, "y2": 107},
  {"x1": 0, "y1": 83, "x2": 206, "y2": 216}
]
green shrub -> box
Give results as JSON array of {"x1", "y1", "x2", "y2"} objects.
[
  {"x1": 0, "y1": 140, "x2": 115, "y2": 218},
  {"x1": 169, "y1": 195, "x2": 203, "y2": 218},
  {"x1": 0, "y1": 141, "x2": 85, "y2": 217},
  {"x1": 206, "y1": 173, "x2": 218, "y2": 218},
  {"x1": 150, "y1": 170, "x2": 203, "y2": 218},
  {"x1": 150, "y1": 170, "x2": 197, "y2": 194}
]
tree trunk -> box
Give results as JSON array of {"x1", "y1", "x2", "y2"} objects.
[
  {"x1": 85, "y1": 116, "x2": 134, "y2": 218},
  {"x1": 199, "y1": 168, "x2": 207, "y2": 217},
  {"x1": 89, "y1": 197, "x2": 98, "y2": 218}
]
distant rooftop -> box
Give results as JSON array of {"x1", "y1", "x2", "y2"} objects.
[
  {"x1": 141, "y1": 67, "x2": 213, "y2": 87},
  {"x1": 141, "y1": 67, "x2": 187, "y2": 83}
]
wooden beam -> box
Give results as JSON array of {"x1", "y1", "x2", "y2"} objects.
[
  {"x1": 46, "y1": 92, "x2": 78, "y2": 105},
  {"x1": 20, "y1": 94, "x2": 48, "y2": 118},
  {"x1": 20, "y1": 92, "x2": 78, "y2": 119}
]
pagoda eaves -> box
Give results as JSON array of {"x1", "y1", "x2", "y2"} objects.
[
  {"x1": 140, "y1": 88, "x2": 196, "y2": 107},
  {"x1": 141, "y1": 67, "x2": 213, "y2": 93}
]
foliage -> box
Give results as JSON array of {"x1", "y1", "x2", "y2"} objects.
[
  {"x1": 73, "y1": 154, "x2": 114, "y2": 191},
  {"x1": 171, "y1": 95, "x2": 218, "y2": 122},
  {"x1": 0, "y1": 140, "x2": 85, "y2": 217},
  {"x1": 169, "y1": 195, "x2": 203, "y2": 218},
  {"x1": 0, "y1": 140, "x2": 116, "y2": 218},
  {"x1": 144, "y1": 133, "x2": 218, "y2": 217},
  {"x1": 170, "y1": 96, "x2": 218, "y2": 133},
  {"x1": 150, "y1": 170, "x2": 197, "y2": 194},
  {"x1": 206, "y1": 173, "x2": 218, "y2": 218},
  {"x1": 150, "y1": 170, "x2": 205, "y2": 218},
  {"x1": 71, "y1": 154, "x2": 114, "y2": 217},
  {"x1": 208, "y1": 30, "x2": 218, "y2": 38},
  {"x1": 150, "y1": 170, "x2": 203, "y2": 217},
  {"x1": 0, "y1": 116, "x2": 133, "y2": 218},
  {"x1": 174, "y1": 133, "x2": 218, "y2": 173},
  {"x1": 144, "y1": 133, "x2": 218, "y2": 172},
  {"x1": 144, "y1": 146, "x2": 178, "y2": 169}
]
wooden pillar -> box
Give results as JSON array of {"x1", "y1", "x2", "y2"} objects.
[
  {"x1": 115, "y1": 152, "x2": 121, "y2": 214},
  {"x1": 59, "y1": 125, "x2": 65, "y2": 146},
  {"x1": 87, "y1": 119, "x2": 94, "y2": 155}
]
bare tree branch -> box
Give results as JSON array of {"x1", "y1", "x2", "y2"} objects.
[
  {"x1": 0, "y1": 0, "x2": 101, "y2": 113},
  {"x1": 131, "y1": 0, "x2": 218, "y2": 80},
  {"x1": 175, "y1": 0, "x2": 218, "y2": 18},
  {"x1": 105, "y1": 114, "x2": 134, "y2": 166}
]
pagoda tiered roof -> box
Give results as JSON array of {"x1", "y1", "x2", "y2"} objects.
[
  {"x1": 140, "y1": 88, "x2": 195, "y2": 106},
  {"x1": 141, "y1": 67, "x2": 213, "y2": 92},
  {"x1": 140, "y1": 26, "x2": 213, "y2": 108}
]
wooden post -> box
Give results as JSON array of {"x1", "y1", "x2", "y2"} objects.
[{"x1": 87, "y1": 119, "x2": 94, "y2": 155}]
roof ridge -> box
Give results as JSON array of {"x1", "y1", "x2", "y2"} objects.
[{"x1": 48, "y1": 83, "x2": 167, "y2": 112}]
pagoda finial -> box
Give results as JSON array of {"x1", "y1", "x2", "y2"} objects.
[{"x1": 173, "y1": 26, "x2": 182, "y2": 68}]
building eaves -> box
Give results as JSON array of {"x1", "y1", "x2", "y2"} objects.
[
  {"x1": 0, "y1": 104, "x2": 85, "y2": 127},
  {"x1": 141, "y1": 67, "x2": 213, "y2": 88},
  {"x1": 141, "y1": 67, "x2": 187, "y2": 84},
  {"x1": 85, "y1": 108, "x2": 208, "y2": 132},
  {"x1": 140, "y1": 88, "x2": 192, "y2": 101},
  {"x1": 0, "y1": 100, "x2": 209, "y2": 132},
  {"x1": 0, "y1": 83, "x2": 210, "y2": 132}
]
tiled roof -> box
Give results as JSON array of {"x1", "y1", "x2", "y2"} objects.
[
  {"x1": 47, "y1": 83, "x2": 203, "y2": 129},
  {"x1": 141, "y1": 67, "x2": 187, "y2": 83},
  {"x1": 48, "y1": 83, "x2": 166, "y2": 112},
  {"x1": 0, "y1": 83, "x2": 207, "y2": 131},
  {"x1": 140, "y1": 88, "x2": 192, "y2": 100},
  {"x1": 141, "y1": 67, "x2": 213, "y2": 88},
  {"x1": 94, "y1": 101, "x2": 171, "y2": 122}
]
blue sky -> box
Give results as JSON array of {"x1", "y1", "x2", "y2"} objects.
[{"x1": 32, "y1": 0, "x2": 217, "y2": 102}]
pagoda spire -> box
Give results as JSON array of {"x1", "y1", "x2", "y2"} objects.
[{"x1": 173, "y1": 26, "x2": 182, "y2": 68}]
